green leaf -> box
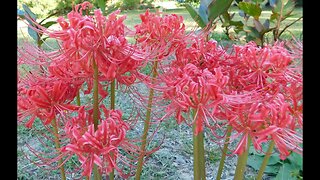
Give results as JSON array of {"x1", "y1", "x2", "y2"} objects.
[
  {"x1": 270, "y1": 12, "x2": 279, "y2": 21},
  {"x1": 244, "y1": 25, "x2": 262, "y2": 45},
  {"x1": 273, "y1": 0, "x2": 295, "y2": 18},
  {"x1": 96, "y1": 0, "x2": 106, "y2": 12},
  {"x1": 28, "y1": 26, "x2": 39, "y2": 42},
  {"x1": 263, "y1": 19, "x2": 270, "y2": 29},
  {"x1": 247, "y1": 155, "x2": 264, "y2": 170},
  {"x1": 22, "y1": 4, "x2": 37, "y2": 22},
  {"x1": 17, "y1": 9, "x2": 25, "y2": 18},
  {"x1": 269, "y1": 0, "x2": 277, "y2": 7},
  {"x1": 275, "y1": 163, "x2": 297, "y2": 180},
  {"x1": 288, "y1": 152, "x2": 302, "y2": 169},
  {"x1": 208, "y1": 0, "x2": 234, "y2": 22},
  {"x1": 184, "y1": 4, "x2": 207, "y2": 28},
  {"x1": 267, "y1": 154, "x2": 281, "y2": 166},
  {"x1": 264, "y1": 164, "x2": 281, "y2": 175},
  {"x1": 41, "y1": 21, "x2": 56, "y2": 28},
  {"x1": 252, "y1": 0, "x2": 264, "y2": 4},
  {"x1": 238, "y1": 2, "x2": 262, "y2": 19},
  {"x1": 253, "y1": 19, "x2": 264, "y2": 32},
  {"x1": 199, "y1": 3, "x2": 209, "y2": 24}
]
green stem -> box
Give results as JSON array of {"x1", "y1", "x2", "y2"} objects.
[
  {"x1": 192, "y1": 110, "x2": 206, "y2": 180},
  {"x1": 109, "y1": 80, "x2": 116, "y2": 180},
  {"x1": 216, "y1": 125, "x2": 233, "y2": 180},
  {"x1": 193, "y1": 123, "x2": 200, "y2": 180},
  {"x1": 92, "y1": 60, "x2": 99, "y2": 131},
  {"x1": 198, "y1": 131, "x2": 206, "y2": 179},
  {"x1": 76, "y1": 90, "x2": 81, "y2": 106},
  {"x1": 234, "y1": 136, "x2": 251, "y2": 180},
  {"x1": 256, "y1": 140, "x2": 275, "y2": 180},
  {"x1": 51, "y1": 118, "x2": 66, "y2": 180},
  {"x1": 92, "y1": 60, "x2": 101, "y2": 180},
  {"x1": 135, "y1": 61, "x2": 159, "y2": 180},
  {"x1": 93, "y1": 165, "x2": 101, "y2": 180}
]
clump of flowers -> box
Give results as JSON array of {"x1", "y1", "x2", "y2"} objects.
[{"x1": 18, "y1": 1, "x2": 302, "y2": 179}]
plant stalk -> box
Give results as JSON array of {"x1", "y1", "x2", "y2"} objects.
[
  {"x1": 135, "y1": 61, "x2": 159, "y2": 180},
  {"x1": 192, "y1": 110, "x2": 206, "y2": 180},
  {"x1": 256, "y1": 140, "x2": 275, "y2": 180},
  {"x1": 51, "y1": 118, "x2": 66, "y2": 180},
  {"x1": 216, "y1": 125, "x2": 233, "y2": 180},
  {"x1": 92, "y1": 59, "x2": 101, "y2": 180},
  {"x1": 109, "y1": 79, "x2": 116, "y2": 180},
  {"x1": 234, "y1": 136, "x2": 251, "y2": 180},
  {"x1": 76, "y1": 90, "x2": 81, "y2": 106}
]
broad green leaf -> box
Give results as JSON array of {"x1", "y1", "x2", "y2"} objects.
[
  {"x1": 275, "y1": 163, "x2": 297, "y2": 180},
  {"x1": 184, "y1": 4, "x2": 207, "y2": 28},
  {"x1": 288, "y1": 152, "x2": 302, "y2": 169},
  {"x1": 17, "y1": 9, "x2": 25, "y2": 18},
  {"x1": 239, "y1": 10, "x2": 246, "y2": 17},
  {"x1": 253, "y1": 19, "x2": 264, "y2": 32},
  {"x1": 270, "y1": 12, "x2": 279, "y2": 21},
  {"x1": 267, "y1": 154, "x2": 281, "y2": 165},
  {"x1": 263, "y1": 19, "x2": 270, "y2": 29},
  {"x1": 199, "y1": 3, "x2": 209, "y2": 24},
  {"x1": 247, "y1": 155, "x2": 280, "y2": 174},
  {"x1": 41, "y1": 21, "x2": 56, "y2": 28},
  {"x1": 273, "y1": 0, "x2": 295, "y2": 17},
  {"x1": 200, "y1": 0, "x2": 212, "y2": 8},
  {"x1": 244, "y1": 25, "x2": 262, "y2": 45},
  {"x1": 208, "y1": 0, "x2": 234, "y2": 22},
  {"x1": 252, "y1": 0, "x2": 264, "y2": 4},
  {"x1": 265, "y1": 164, "x2": 281, "y2": 175},
  {"x1": 230, "y1": 20, "x2": 244, "y2": 27},
  {"x1": 22, "y1": 4, "x2": 37, "y2": 22},
  {"x1": 269, "y1": 0, "x2": 277, "y2": 7},
  {"x1": 28, "y1": 26, "x2": 39, "y2": 42},
  {"x1": 96, "y1": 0, "x2": 106, "y2": 13},
  {"x1": 247, "y1": 155, "x2": 265, "y2": 170},
  {"x1": 238, "y1": 2, "x2": 262, "y2": 19}
]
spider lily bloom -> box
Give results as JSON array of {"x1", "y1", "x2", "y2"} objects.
[
  {"x1": 174, "y1": 37, "x2": 228, "y2": 72},
  {"x1": 161, "y1": 63, "x2": 229, "y2": 135},
  {"x1": 18, "y1": 78, "x2": 79, "y2": 128},
  {"x1": 62, "y1": 105, "x2": 138, "y2": 178},
  {"x1": 227, "y1": 103, "x2": 270, "y2": 155},
  {"x1": 228, "y1": 42, "x2": 294, "y2": 92},
  {"x1": 266, "y1": 95, "x2": 302, "y2": 160},
  {"x1": 30, "y1": 2, "x2": 144, "y2": 86},
  {"x1": 134, "y1": 9, "x2": 187, "y2": 59}
]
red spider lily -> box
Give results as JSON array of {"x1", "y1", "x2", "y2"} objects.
[
  {"x1": 62, "y1": 105, "x2": 139, "y2": 178},
  {"x1": 18, "y1": 77, "x2": 79, "y2": 128},
  {"x1": 173, "y1": 37, "x2": 228, "y2": 72},
  {"x1": 225, "y1": 93, "x2": 302, "y2": 159},
  {"x1": 227, "y1": 103, "x2": 270, "y2": 155},
  {"x1": 160, "y1": 62, "x2": 229, "y2": 135},
  {"x1": 266, "y1": 95, "x2": 302, "y2": 159},
  {"x1": 134, "y1": 9, "x2": 187, "y2": 59},
  {"x1": 26, "y1": 1, "x2": 145, "y2": 86},
  {"x1": 226, "y1": 42, "x2": 294, "y2": 92}
]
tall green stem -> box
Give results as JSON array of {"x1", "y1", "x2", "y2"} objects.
[
  {"x1": 109, "y1": 79, "x2": 116, "y2": 180},
  {"x1": 135, "y1": 61, "x2": 159, "y2": 180},
  {"x1": 92, "y1": 60, "x2": 101, "y2": 180},
  {"x1": 216, "y1": 125, "x2": 233, "y2": 180},
  {"x1": 51, "y1": 118, "x2": 66, "y2": 180},
  {"x1": 256, "y1": 140, "x2": 275, "y2": 180},
  {"x1": 234, "y1": 136, "x2": 251, "y2": 180},
  {"x1": 192, "y1": 110, "x2": 206, "y2": 180},
  {"x1": 76, "y1": 90, "x2": 81, "y2": 106}
]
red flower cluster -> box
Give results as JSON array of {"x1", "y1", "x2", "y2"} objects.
[{"x1": 62, "y1": 106, "x2": 132, "y2": 177}]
